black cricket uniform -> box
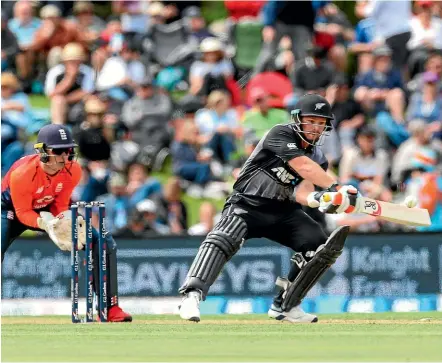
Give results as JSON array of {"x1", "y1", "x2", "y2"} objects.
[{"x1": 222, "y1": 123, "x2": 328, "y2": 254}]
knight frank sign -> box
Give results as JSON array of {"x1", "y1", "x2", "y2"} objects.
[{"x1": 2, "y1": 234, "x2": 441, "y2": 299}]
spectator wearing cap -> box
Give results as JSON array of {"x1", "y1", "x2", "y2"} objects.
[
  {"x1": 68, "y1": 1, "x2": 106, "y2": 43},
  {"x1": 123, "y1": 199, "x2": 170, "y2": 237},
  {"x1": 96, "y1": 41, "x2": 147, "y2": 101},
  {"x1": 146, "y1": 2, "x2": 167, "y2": 27},
  {"x1": 195, "y1": 90, "x2": 241, "y2": 164},
  {"x1": 358, "y1": 0, "x2": 412, "y2": 71},
  {"x1": 242, "y1": 87, "x2": 289, "y2": 140},
  {"x1": 354, "y1": 45, "x2": 405, "y2": 123},
  {"x1": 1, "y1": 11, "x2": 19, "y2": 72},
  {"x1": 8, "y1": 1, "x2": 41, "y2": 81},
  {"x1": 1, "y1": 72, "x2": 33, "y2": 130},
  {"x1": 401, "y1": 147, "x2": 442, "y2": 231},
  {"x1": 45, "y1": 42, "x2": 95, "y2": 125},
  {"x1": 75, "y1": 98, "x2": 112, "y2": 162},
  {"x1": 183, "y1": 6, "x2": 213, "y2": 46},
  {"x1": 29, "y1": 5, "x2": 86, "y2": 68},
  {"x1": 339, "y1": 125, "x2": 392, "y2": 202},
  {"x1": 153, "y1": 177, "x2": 188, "y2": 235},
  {"x1": 314, "y1": 3, "x2": 355, "y2": 72},
  {"x1": 189, "y1": 37, "x2": 234, "y2": 96},
  {"x1": 121, "y1": 76, "x2": 173, "y2": 155},
  {"x1": 407, "y1": 0, "x2": 442, "y2": 77}
]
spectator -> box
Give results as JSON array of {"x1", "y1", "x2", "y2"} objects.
[
  {"x1": 1, "y1": 72, "x2": 33, "y2": 130},
  {"x1": 92, "y1": 17, "x2": 123, "y2": 71},
  {"x1": 29, "y1": 5, "x2": 86, "y2": 68},
  {"x1": 407, "y1": 0, "x2": 442, "y2": 77},
  {"x1": 188, "y1": 37, "x2": 234, "y2": 97},
  {"x1": 188, "y1": 202, "x2": 218, "y2": 236},
  {"x1": 98, "y1": 172, "x2": 131, "y2": 234},
  {"x1": 391, "y1": 119, "x2": 434, "y2": 185},
  {"x1": 126, "y1": 162, "x2": 162, "y2": 207},
  {"x1": 349, "y1": 1, "x2": 378, "y2": 74},
  {"x1": 75, "y1": 98, "x2": 112, "y2": 162},
  {"x1": 358, "y1": 0, "x2": 412, "y2": 71},
  {"x1": 254, "y1": 0, "x2": 315, "y2": 75},
  {"x1": 121, "y1": 76, "x2": 173, "y2": 155},
  {"x1": 1, "y1": 11, "x2": 19, "y2": 72},
  {"x1": 329, "y1": 74, "x2": 365, "y2": 150},
  {"x1": 314, "y1": 3, "x2": 355, "y2": 72},
  {"x1": 154, "y1": 177, "x2": 188, "y2": 234},
  {"x1": 171, "y1": 120, "x2": 213, "y2": 187},
  {"x1": 75, "y1": 160, "x2": 110, "y2": 203},
  {"x1": 97, "y1": 42, "x2": 147, "y2": 101},
  {"x1": 1, "y1": 118, "x2": 25, "y2": 176},
  {"x1": 224, "y1": 0, "x2": 264, "y2": 21},
  {"x1": 183, "y1": 6, "x2": 213, "y2": 46},
  {"x1": 45, "y1": 43, "x2": 95, "y2": 125},
  {"x1": 68, "y1": 1, "x2": 106, "y2": 44},
  {"x1": 242, "y1": 87, "x2": 289, "y2": 140},
  {"x1": 408, "y1": 52, "x2": 442, "y2": 94},
  {"x1": 354, "y1": 45, "x2": 405, "y2": 122},
  {"x1": 339, "y1": 125, "x2": 392, "y2": 202},
  {"x1": 114, "y1": 0, "x2": 149, "y2": 37},
  {"x1": 291, "y1": 46, "x2": 335, "y2": 98},
  {"x1": 406, "y1": 71, "x2": 442, "y2": 126},
  {"x1": 195, "y1": 90, "x2": 241, "y2": 163},
  {"x1": 130, "y1": 199, "x2": 171, "y2": 236},
  {"x1": 8, "y1": 1, "x2": 42, "y2": 82},
  {"x1": 402, "y1": 147, "x2": 442, "y2": 231}
]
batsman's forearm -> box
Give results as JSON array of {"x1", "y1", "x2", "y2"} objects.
[{"x1": 289, "y1": 156, "x2": 336, "y2": 189}]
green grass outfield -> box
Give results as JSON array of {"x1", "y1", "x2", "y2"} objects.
[{"x1": 2, "y1": 312, "x2": 442, "y2": 362}]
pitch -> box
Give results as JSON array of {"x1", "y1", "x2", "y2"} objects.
[{"x1": 2, "y1": 312, "x2": 442, "y2": 362}]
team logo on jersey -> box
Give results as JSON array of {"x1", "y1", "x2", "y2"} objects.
[
  {"x1": 59, "y1": 129, "x2": 68, "y2": 140},
  {"x1": 55, "y1": 183, "x2": 63, "y2": 193},
  {"x1": 7, "y1": 211, "x2": 14, "y2": 220},
  {"x1": 272, "y1": 167, "x2": 295, "y2": 184},
  {"x1": 34, "y1": 195, "x2": 54, "y2": 209},
  {"x1": 36, "y1": 186, "x2": 44, "y2": 194},
  {"x1": 315, "y1": 103, "x2": 326, "y2": 110},
  {"x1": 287, "y1": 143, "x2": 298, "y2": 149}
]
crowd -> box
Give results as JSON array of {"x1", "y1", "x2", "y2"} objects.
[{"x1": 1, "y1": 0, "x2": 441, "y2": 236}]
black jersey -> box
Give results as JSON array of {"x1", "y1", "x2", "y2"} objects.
[{"x1": 232, "y1": 124, "x2": 328, "y2": 204}]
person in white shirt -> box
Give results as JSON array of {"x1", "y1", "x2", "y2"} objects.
[{"x1": 407, "y1": 0, "x2": 442, "y2": 76}]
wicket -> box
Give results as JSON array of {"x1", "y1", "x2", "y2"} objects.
[{"x1": 71, "y1": 201, "x2": 108, "y2": 323}]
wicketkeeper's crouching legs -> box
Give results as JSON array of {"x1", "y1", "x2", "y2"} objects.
[{"x1": 269, "y1": 226, "x2": 350, "y2": 323}]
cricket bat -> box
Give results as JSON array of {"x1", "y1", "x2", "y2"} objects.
[{"x1": 323, "y1": 194, "x2": 431, "y2": 227}]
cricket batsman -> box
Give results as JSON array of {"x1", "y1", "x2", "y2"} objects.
[
  {"x1": 179, "y1": 94, "x2": 360, "y2": 323},
  {"x1": 1, "y1": 124, "x2": 132, "y2": 322}
]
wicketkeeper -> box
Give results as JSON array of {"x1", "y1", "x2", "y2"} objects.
[
  {"x1": 179, "y1": 94, "x2": 361, "y2": 323},
  {"x1": 1, "y1": 124, "x2": 132, "y2": 322}
]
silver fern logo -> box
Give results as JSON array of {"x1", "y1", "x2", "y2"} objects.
[{"x1": 271, "y1": 167, "x2": 295, "y2": 184}]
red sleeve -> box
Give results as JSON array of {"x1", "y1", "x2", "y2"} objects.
[
  {"x1": 50, "y1": 163, "x2": 82, "y2": 216},
  {"x1": 10, "y1": 169, "x2": 40, "y2": 229}
]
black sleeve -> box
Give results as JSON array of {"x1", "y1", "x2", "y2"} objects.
[{"x1": 263, "y1": 125, "x2": 306, "y2": 162}]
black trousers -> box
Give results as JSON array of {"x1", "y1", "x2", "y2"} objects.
[{"x1": 222, "y1": 195, "x2": 328, "y2": 255}]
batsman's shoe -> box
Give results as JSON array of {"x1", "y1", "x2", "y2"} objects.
[
  {"x1": 106, "y1": 305, "x2": 133, "y2": 322},
  {"x1": 268, "y1": 304, "x2": 318, "y2": 323},
  {"x1": 179, "y1": 290, "x2": 201, "y2": 322}
]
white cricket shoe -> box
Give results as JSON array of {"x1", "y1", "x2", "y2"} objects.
[
  {"x1": 179, "y1": 290, "x2": 202, "y2": 322},
  {"x1": 268, "y1": 304, "x2": 318, "y2": 323}
]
